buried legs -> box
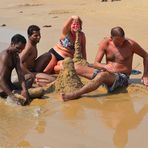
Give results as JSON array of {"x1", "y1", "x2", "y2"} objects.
[
  {"x1": 34, "y1": 73, "x2": 56, "y2": 87},
  {"x1": 61, "y1": 71, "x2": 116, "y2": 101}
]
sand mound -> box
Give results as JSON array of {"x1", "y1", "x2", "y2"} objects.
[
  {"x1": 55, "y1": 57, "x2": 84, "y2": 93},
  {"x1": 73, "y1": 31, "x2": 89, "y2": 66},
  {"x1": 14, "y1": 87, "x2": 44, "y2": 101}
]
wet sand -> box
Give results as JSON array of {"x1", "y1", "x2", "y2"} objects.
[{"x1": 0, "y1": 0, "x2": 148, "y2": 147}]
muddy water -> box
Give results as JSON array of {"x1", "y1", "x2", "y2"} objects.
[{"x1": 0, "y1": 86, "x2": 148, "y2": 148}]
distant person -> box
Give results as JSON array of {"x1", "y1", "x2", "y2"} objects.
[
  {"x1": 0, "y1": 34, "x2": 30, "y2": 105},
  {"x1": 19, "y1": 25, "x2": 56, "y2": 86},
  {"x1": 101, "y1": 0, "x2": 121, "y2": 2},
  {"x1": 61, "y1": 26, "x2": 148, "y2": 101},
  {"x1": 43, "y1": 15, "x2": 87, "y2": 74}
]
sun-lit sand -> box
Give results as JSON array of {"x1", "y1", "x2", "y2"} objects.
[{"x1": 0, "y1": 0, "x2": 148, "y2": 147}]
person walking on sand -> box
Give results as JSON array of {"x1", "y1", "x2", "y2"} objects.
[
  {"x1": 19, "y1": 25, "x2": 56, "y2": 86},
  {"x1": 0, "y1": 34, "x2": 30, "y2": 105},
  {"x1": 61, "y1": 26, "x2": 148, "y2": 101},
  {"x1": 43, "y1": 15, "x2": 87, "y2": 74}
]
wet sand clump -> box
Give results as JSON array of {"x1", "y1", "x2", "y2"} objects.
[
  {"x1": 55, "y1": 57, "x2": 84, "y2": 93},
  {"x1": 7, "y1": 87, "x2": 45, "y2": 102},
  {"x1": 73, "y1": 31, "x2": 89, "y2": 66},
  {"x1": 127, "y1": 83, "x2": 148, "y2": 94}
]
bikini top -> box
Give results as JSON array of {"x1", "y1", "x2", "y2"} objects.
[{"x1": 59, "y1": 34, "x2": 75, "y2": 51}]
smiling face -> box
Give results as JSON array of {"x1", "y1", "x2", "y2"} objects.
[
  {"x1": 29, "y1": 30, "x2": 41, "y2": 44},
  {"x1": 71, "y1": 19, "x2": 81, "y2": 32}
]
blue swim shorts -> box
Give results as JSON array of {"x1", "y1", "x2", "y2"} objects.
[
  {"x1": 91, "y1": 69, "x2": 129, "y2": 92},
  {"x1": 107, "y1": 73, "x2": 129, "y2": 92}
]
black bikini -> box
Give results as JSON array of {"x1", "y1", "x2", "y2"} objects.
[{"x1": 48, "y1": 48, "x2": 64, "y2": 61}]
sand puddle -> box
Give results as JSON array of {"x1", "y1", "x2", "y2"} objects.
[{"x1": 0, "y1": 84, "x2": 147, "y2": 147}]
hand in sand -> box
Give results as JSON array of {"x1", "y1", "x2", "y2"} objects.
[{"x1": 6, "y1": 95, "x2": 26, "y2": 106}]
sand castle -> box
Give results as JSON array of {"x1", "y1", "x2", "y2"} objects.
[
  {"x1": 54, "y1": 31, "x2": 92, "y2": 93},
  {"x1": 55, "y1": 57, "x2": 84, "y2": 93},
  {"x1": 73, "y1": 31, "x2": 89, "y2": 66}
]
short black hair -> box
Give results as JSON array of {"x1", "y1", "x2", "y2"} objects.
[
  {"x1": 11, "y1": 34, "x2": 26, "y2": 44},
  {"x1": 27, "y1": 25, "x2": 40, "y2": 36},
  {"x1": 111, "y1": 26, "x2": 125, "y2": 37}
]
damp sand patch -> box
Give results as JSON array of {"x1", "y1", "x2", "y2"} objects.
[
  {"x1": 48, "y1": 9, "x2": 73, "y2": 15},
  {"x1": 2, "y1": 3, "x2": 43, "y2": 9},
  {"x1": 17, "y1": 3, "x2": 43, "y2": 7},
  {"x1": 127, "y1": 83, "x2": 148, "y2": 94}
]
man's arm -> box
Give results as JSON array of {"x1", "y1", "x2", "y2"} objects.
[
  {"x1": 0, "y1": 79, "x2": 15, "y2": 98},
  {"x1": 0, "y1": 52, "x2": 18, "y2": 100},
  {"x1": 132, "y1": 40, "x2": 148, "y2": 86},
  {"x1": 93, "y1": 39, "x2": 108, "y2": 70},
  {"x1": 15, "y1": 54, "x2": 31, "y2": 102}
]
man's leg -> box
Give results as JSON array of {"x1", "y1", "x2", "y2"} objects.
[
  {"x1": 74, "y1": 64, "x2": 95, "y2": 79},
  {"x1": 61, "y1": 71, "x2": 116, "y2": 101},
  {"x1": 35, "y1": 73, "x2": 56, "y2": 87}
]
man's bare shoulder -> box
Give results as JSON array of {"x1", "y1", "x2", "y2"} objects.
[
  {"x1": 20, "y1": 42, "x2": 34, "y2": 56},
  {"x1": 0, "y1": 49, "x2": 10, "y2": 57},
  {"x1": 24, "y1": 42, "x2": 34, "y2": 51},
  {"x1": 125, "y1": 38, "x2": 145, "y2": 54},
  {"x1": 126, "y1": 38, "x2": 137, "y2": 45},
  {"x1": 0, "y1": 49, "x2": 13, "y2": 64}
]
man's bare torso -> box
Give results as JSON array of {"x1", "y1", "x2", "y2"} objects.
[
  {"x1": 20, "y1": 42, "x2": 38, "y2": 70},
  {"x1": 105, "y1": 38, "x2": 134, "y2": 75},
  {"x1": 0, "y1": 49, "x2": 17, "y2": 84}
]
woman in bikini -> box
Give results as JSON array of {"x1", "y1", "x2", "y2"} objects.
[{"x1": 43, "y1": 15, "x2": 87, "y2": 74}]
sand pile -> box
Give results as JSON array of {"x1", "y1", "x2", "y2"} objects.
[
  {"x1": 73, "y1": 31, "x2": 89, "y2": 66},
  {"x1": 55, "y1": 57, "x2": 84, "y2": 93},
  {"x1": 14, "y1": 87, "x2": 44, "y2": 100}
]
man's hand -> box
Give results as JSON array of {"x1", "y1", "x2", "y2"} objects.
[
  {"x1": 104, "y1": 63, "x2": 115, "y2": 73},
  {"x1": 6, "y1": 95, "x2": 26, "y2": 106},
  {"x1": 21, "y1": 90, "x2": 31, "y2": 104}
]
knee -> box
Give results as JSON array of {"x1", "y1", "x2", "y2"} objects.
[{"x1": 95, "y1": 71, "x2": 109, "y2": 81}]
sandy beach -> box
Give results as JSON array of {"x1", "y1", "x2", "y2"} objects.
[{"x1": 0, "y1": 0, "x2": 148, "y2": 147}]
